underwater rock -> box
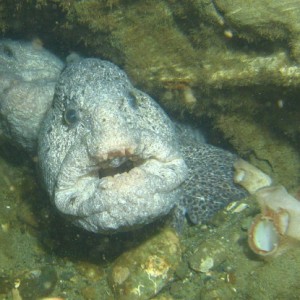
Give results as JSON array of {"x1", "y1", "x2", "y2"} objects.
[
  {"x1": 212, "y1": 0, "x2": 300, "y2": 62},
  {"x1": 198, "y1": 281, "x2": 238, "y2": 300},
  {"x1": 15, "y1": 266, "x2": 58, "y2": 300},
  {"x1": 218, "y1": 115, "x2": 300, "y2": 189},
  {"x1": 108, "y1": 228, "x2": 181, "y2": 300},
  {"x1": 188, "y1": 239, "x2": 227, "y2": 273},
  {"x1": 244, "y1": 246, "x2": 300, "y2": 299}
]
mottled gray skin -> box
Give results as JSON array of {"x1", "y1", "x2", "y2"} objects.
[
  {"x1": 38, "y1": 59, "x2": 187, "y2": 233},
  {"x1": 0, "y1": 40, "x2": 64, "y2": 152},
  {"x1": 0, "y1": 40, "x2": 247, "y2": 233}
]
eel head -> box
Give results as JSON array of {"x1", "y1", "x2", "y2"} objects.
[{"x1": 38, "y1": 59, "x2": 187, "y2": 233}]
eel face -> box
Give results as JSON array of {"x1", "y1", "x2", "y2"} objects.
[{"x1": 38, "y1": 59, "x2": 188, "y2": 233}]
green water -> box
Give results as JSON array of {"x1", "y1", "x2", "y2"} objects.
[{"x1": 0, "y1": 1, "x2": 300, "y2": 299}]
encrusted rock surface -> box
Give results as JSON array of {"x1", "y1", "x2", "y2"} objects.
[{"x1": 108, "y1": 228, "x2": 181, "y2": 300}]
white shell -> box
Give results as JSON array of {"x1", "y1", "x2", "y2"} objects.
[
  {"x1": 248, "y1": 215, "x2": 279, "y2": 256},
  {"x1": 233, "y1": 159, "x2": 272, "y2": 194}
]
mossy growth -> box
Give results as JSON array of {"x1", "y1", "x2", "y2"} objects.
[
  {"x1": 213, "y1": 0, "x2": 300, "y2": 62},
  {"x1": 216, "y1": 114, "x2": 300, "y2": 189}
]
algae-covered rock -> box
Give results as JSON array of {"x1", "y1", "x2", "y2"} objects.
[
  {"x1": 213, "y1": 0, "x2": 300, "y2": 62},
  {"x1": 244, "y1": 246, "x2": 300, "y2": 299},
  {"x1": 108, "y1": 228, "x2": 181, "y2": 300},
  {"x1": 174, "y1": 194, "x2": 300, "y2": 299},
  {"x1": 188, "y1": 239, "x2": 227, "y2": 273},
  {"x1": 216, "y1": 115, "x2": 300, "y2": 188}
]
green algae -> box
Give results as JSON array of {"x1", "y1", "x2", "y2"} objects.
[{"x1": 213, "y1": 0, "x2": 300, "y2": 62}]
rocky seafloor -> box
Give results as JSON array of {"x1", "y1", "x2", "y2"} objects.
[
  {"x1": 1, "y1": 141, "x2": 300, "y2": 300},
  {"x1": 0, "y1": 0, "x2": 300, "y2": 299}
]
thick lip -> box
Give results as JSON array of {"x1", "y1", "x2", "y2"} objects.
[
  {"x1": 53, "y1": 137, "x2": 187, "y2": 233},
  {"x1": 93, "y1": 144, "x2": 171, "y2": 190}
]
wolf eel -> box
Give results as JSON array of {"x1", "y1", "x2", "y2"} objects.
[{"x1": 0, "y1": 40, "x2": 246, "y2": 233}]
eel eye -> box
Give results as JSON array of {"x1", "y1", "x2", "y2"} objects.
[{"x1": 64, "y1": 108, "x2": 79, "y2": 125}]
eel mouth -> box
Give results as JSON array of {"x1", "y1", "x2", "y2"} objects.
[
  {"x1": 54, "y1": 142, "x2": 187, "y2": 233},
  {"x1": 96, "y1": 147, "x2": 145, "y2": 179},
  {"x1": 98, "y1": 159, "x2": 135, "y2": 178}
]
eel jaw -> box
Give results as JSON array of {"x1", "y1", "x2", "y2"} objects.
[{"x1": 54, "y1": 142, "x2": 187, "y2": 233}]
